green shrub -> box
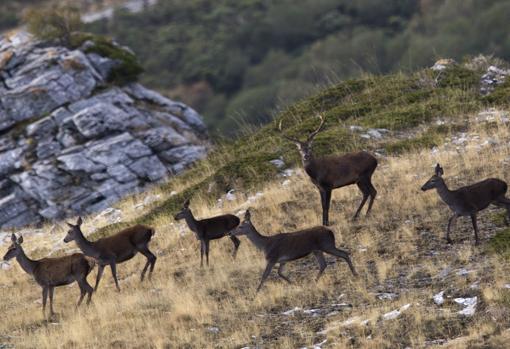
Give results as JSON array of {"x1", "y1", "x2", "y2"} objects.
[{"x1": 24, "y1": 4, "x2": 82, "y2": 46}]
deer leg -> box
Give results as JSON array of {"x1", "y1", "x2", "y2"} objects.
[
  {"x1": 320, "y1": 188, "x2": 332, "y2": 226},
  {"x1": 205, "y1": 240, "x2": 210, "y2": 266},
  {"x1": 49, "y1": 287, "x2": 55, "y2": 316},
  {"x1": 110, "y1": 261, "x2": 121, "y2": 292},
  {"x1": 446, "y1": 214, "x2": 458, "y2": 244},
  {"x1": 313, "y1": 251, "x2": 327, "y2": 281},
  {"x1": 138, "y1": 246, "x2": 157, "y2": 282},
  {"x1": 200, "y1": 240, "x2": 204, "y2": 267},
  {"x1": 494, "y1": 197, "x2": 510, "y2": 225},
  {"x1": 94, "y1": 264, "x2": 105, "y2": 292},
  {"x1": 277, "y1": 263, "x2": 292, "y2": 284},
  {"x1": 471, "y1": 214, "x2": 480, "y2": 245},
  {"x1": 229, "y1": 235, "x2": 241, "y2": 259},
  {"x1": 76, "y1": 282, "x2": 86, "y2": 309},
  {"x1": 354, "y1": 181, "x2": 370, "y2": 220},
  {"x1": 324, "y1": 248, "x2": 358, "y2": 276},
  {"x1": 42, "y1": 287, "x2": 48, "y2": 318},
  {"x1": 257, "y1": 261, "x2": 275, "y2": 292},
  {"x1": 366, "y1": 181, "x2": 377, "y2": 216}
]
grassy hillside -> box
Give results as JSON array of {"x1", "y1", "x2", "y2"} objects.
[
  {"x1": 86, "y1": 0, "x2": 510, "y2": 134},
  {"x1": 1, "y1": 64, "x2": 510, "y2": 348}
]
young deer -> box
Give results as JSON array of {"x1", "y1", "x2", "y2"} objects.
[
  {"x1": 279, "y1": 115, "x2": 378, "y2": 225},
  {"x1": 64, "y1": 217, "x2": 156, "y2": 292},
  {"x1": 230, "y1": 210, "x2": 357, "y2": 292},
  {"x1": 3, "y1": 234, "x2": 95, "y2": 318},
  {"x1": 421, "y1": 164, "x2": 510, "y2": 244},
  {"x1": 174, "y1": 199, "x2": 241, "y2": 267}
]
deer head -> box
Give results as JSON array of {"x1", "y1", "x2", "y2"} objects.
[
  {"x1": 174, "y1": 199, "x2": 191, "y2": 221},
  {"x1": 278, "y1": 114, "x2": 326, "y2": 162},
  {"x1": 230, "y1": 210, "x2": 255, "y2": 237},
  {"x1": 64, "y1": 216, "x2": 83, "y2": 243},
  {"x1": 421, "y1": 163, "x2": 444, "y2": 191},
  {"x1": 3, "y1": 234, "x2": 23, "y2": 260}
]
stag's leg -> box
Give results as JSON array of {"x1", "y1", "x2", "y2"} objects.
[
  {"x1": 109, "y1": 261, "x2": 120, "y2": 292},
  {"x1": 277, "y1": 263, "x2": 292, "y2": 284},
  {"x1": 354, "y1": 181, "x2": 370, "y2": 220},
  {"x1": 94, "y1": 264, "x2": 105, "y2": 292},
  {"x1": 200, "y1": 240, "x2": 205, "y2": 267},
  {"x1": 471, "y1": 213, "x2": 480, "y2": 245},
  {"x1": 257, "y1": 261, "x2": 275, "y2": 292},
  {"x1": 229, "y1": 235, "x2": 241, "y2": 259},
  {"x1": 319, "y1": 188, "x2": 332, "y2": 226},
  {"x1": 446, "y1": 214, "x2": 458, "y2": 244},
  {"x1": 313, "y1": 251, "x2": 327, "y2": 281},
  {"x1": 42, "y1": 287, "x2": 48, "y2": 318},
  {"x1": 323, "y1": 248, "x2": 358, "y2": 276},
  {"x1": 366, "y1": 180, "x2": 377, "y2": 216},
  {"x1": 48, "y1": 287, "x2": 55, "y2": 316},
  {"x1": 138, "y1": 246, "x2": 157, "y2": 281},
  {"x1": 205, "y1": 240, "x2": 210, "y2": 266}
]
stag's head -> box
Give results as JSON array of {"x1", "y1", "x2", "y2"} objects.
[
  {"x1": 174, "y1": 199, "x2": 191, "y2": 221},
  {"x1": 3, "y1": 234, "x2": 23, "y2": 261},
  {"x1": 421, "y1": 164, "x2": 444, "y2": 191},
  {"x1": 278, "y1": 114, "x2": 326, "y2": 162},
  {"x1": 64, "y1": 216, "x2": 83, "y2": 243},
  {"x1": 230, "y1": 210, "x2": 255, "y2": 237}
]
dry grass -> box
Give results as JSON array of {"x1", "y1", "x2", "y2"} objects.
[{"x1": 2, "y1": 110, "x2": 510, "y2": 348}]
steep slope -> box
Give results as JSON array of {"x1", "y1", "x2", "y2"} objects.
[{"x1": 0, "y1": 31, "x2": 208, "y2": 227}]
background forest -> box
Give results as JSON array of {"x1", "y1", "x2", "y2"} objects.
[{"x1": 2, "y1": 0, "x2": 510, "y2": 135}]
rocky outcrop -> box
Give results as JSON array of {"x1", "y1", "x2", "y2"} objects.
[{"x1": 0, "y1": 31, "x2": 208, "y2": 227}]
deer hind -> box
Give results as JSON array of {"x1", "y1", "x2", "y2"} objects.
[
  {"x1": 3, "y1": 234, "x2": 95, "y2": 319},
  {"x1": 174, "y1": 199, "x2": 241, "y2": 267},
  {"x1": 64, "y1": 217, "x2": 157, "y2": 292},
  {"x1": 230, "y1": 210, "x2": 357, "y2": 292},
  {"x1": 279, "y1": 114, "x2": 378, "y2": 225},
  {"x1": 421, "y1": 163, "x2": 510, "y2": 244}
]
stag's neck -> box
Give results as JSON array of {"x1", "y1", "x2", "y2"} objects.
[
  {"x1": 15, "y1": 248, "x2": 38, "y2": 275},
  {"x1": 74, "y1": 230, "x2": 99, "y2": 258},
  {"x1": 183, "y1": 211, "x2": 200, "y2": 233},
  {"x1": 435, "y1": 178, "x2": 455, "y2": 205},
  {"x1": 245, "y1": 226, "x2": 270, "y2": 252}
]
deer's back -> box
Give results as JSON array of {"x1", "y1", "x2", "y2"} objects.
[
  {"x1": 265, "y1": 226, "x2": 335, "y2": 262},
  {"x1": 94, "y1": 224, "x2": 154, "y2": 260},
  {"x1": 307, "y1": 151, "x2": 377, "y2": 187},
  {"x1": 34, "y1": 253, "x2": 93, "y2": 287},
  {"x1": 198, "y1": 214, "x2": 240, "y2": 239},
  {"x1": 452, "y1": 178, "x2": 507, "y2": 212}
]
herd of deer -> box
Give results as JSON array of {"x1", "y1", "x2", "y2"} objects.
[{"x1": 4, "y1": 115, "x2": 510, "y2": 318}]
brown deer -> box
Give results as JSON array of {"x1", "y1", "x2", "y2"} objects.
[
  {"x1": 230, "y1": 210, "x2": 357, "y2": 292},
  {"x1": 174, "y1": 199, "x2": 241, "y2": 267},
  {"x1": 3, "y1": 234, "x2": 95, "y2": 318},
  {"x1": 279, "y1": 115, "x2": 378, "y2": 225},
  {"x1": 421, "y1": 163, "x2": 510, "y2": 245},
  {"x1": 64, "y1": 217, "x2": 156, "y2": 292}
]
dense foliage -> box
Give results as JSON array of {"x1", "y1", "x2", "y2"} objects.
[{"x1": 82, "y1": 0, "x2": 510, "y2": 135}]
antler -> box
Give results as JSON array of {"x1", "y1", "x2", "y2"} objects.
[
  {"x1": 277, "y1": 119, "x2": 301, "y2": 143},
  {"x1": 306, "y1": 113, "x2": 326, "y2": 142}
]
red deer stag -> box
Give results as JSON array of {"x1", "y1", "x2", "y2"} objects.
[
  {"x1": 64, "y1": 217, "x2": 156, "y2": 292},
  {"x1": 421, "y1": 163, "x2": 510, "y2": 245},
  {"x1": 3, "y1": 234, "x2": 95, "y2": 318},
  {"x1": 230, "y1": 210, "x2": 357, "y2": 292},
  {"x1": 279, "y1": 115, "x2": 378, "y2": 225},
  {"x1": 174, "y1": 199, "x2": 241, "y2": 267}
]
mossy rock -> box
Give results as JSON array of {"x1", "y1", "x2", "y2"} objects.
[{"x1": 70, "y1": 32, "x2": 143, "y2": 85}]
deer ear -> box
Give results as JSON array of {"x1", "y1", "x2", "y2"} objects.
[
  {"x1": 245, "y1": 210, "x2": 251, "y2": 221},
  {"x1": 435, "y1": 163, "x2": 444, "y2": 176},
  {"x1": 183, "y1": 199, "x2": 190, "y2": 208},
  {"x1": 77, "y1": 216, "x2": 83, "y2": 226},
  {"x1": 67, "y1": 222, "x2": 74, "y2": 228},
  {"x1": 11, "y1": 233, "x2": 16, "y2": 242},
  {"x1": 17, "y1": 235, "x2": 23, "y2": 244}
]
